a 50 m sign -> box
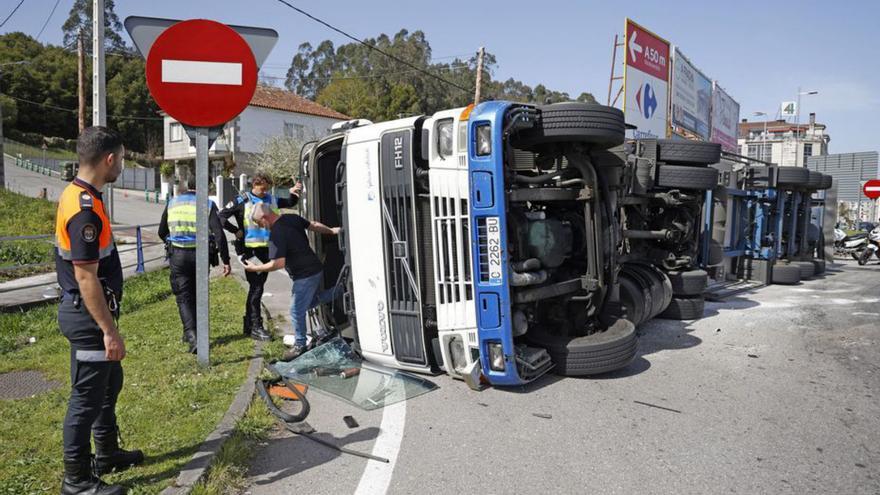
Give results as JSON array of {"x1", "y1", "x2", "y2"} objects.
[{"x1": 624, "y1": 19, "x2": 670, "y2": 139}]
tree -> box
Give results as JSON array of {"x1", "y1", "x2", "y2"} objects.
[
  {"x1": 316, "y1": 78, "x2": 377, "y2": 120},
  {"x1": 61, "y1": 0, "x2": 126, "y2": 52},
  {"x1": 256, "y1": 134, "x2": 315, "y2": 188}
]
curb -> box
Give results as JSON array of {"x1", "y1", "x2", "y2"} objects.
[{"x1": 159, "y1": 269, "x2": 271, "y2": 494}]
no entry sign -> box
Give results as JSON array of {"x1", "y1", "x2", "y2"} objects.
[
  {"x1": 864, "y1": 179, "x2": 880, "y2": 200},
  {"x1": 145, "y1": 19, "x2": 258, "y2": 128}
]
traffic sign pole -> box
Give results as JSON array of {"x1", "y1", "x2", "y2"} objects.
[{"x1": 193, "y1": 126, "x2": 210, "y2": 365}]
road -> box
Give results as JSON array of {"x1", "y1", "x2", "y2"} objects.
[{"x1": 248, "y1": 261, "x2": 880, "y2": 495}]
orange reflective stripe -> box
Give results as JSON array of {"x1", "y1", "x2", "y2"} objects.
[{"x1": 54, "y1": 182, "x2": 115, "y2": 259}]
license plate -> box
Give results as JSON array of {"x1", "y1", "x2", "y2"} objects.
[{"x1": 485, "y1": 216, "x2": 503, "y2": 284}]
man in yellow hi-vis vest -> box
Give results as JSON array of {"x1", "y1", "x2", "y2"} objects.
[{"x1": 158, "y1": 175, "x2": 230, "y2": 353}]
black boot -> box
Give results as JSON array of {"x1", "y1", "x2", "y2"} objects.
[
  {"x1": 250, "y1": 316, "x2": 271, "y2": 341},
  {"x1": 94, "y1": 428, "x2": 144, "y2": 476},
  {"x1": 242, "y1": 315, "x2": 252, "y2": 336},
  {"x1": 61, "y1": 458, "x2": 125, "y2": 495},
  {"x1": 183, "y1": 331, "x2": 197, "y2": 354}
]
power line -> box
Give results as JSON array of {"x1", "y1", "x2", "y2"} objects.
[
  {"x1": 35, "y1": 0, "x2": 62, "y2": 41},
  {"x1": 271, "y1": 0, "x2": 472, "y2": 93},
  {"x1": 260, "y1": 62, "x2": 473, "y2": 82},
  {"x1": 0, "y1": 0, "x2": 26, "y2": 29},
  {"x1": 1, "y1": 93, "x2": 163, "y2": 121}
]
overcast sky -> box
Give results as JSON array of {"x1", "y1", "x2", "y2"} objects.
[{"x1": 3, "y1": 0, "x2": 876, "y2": 153}]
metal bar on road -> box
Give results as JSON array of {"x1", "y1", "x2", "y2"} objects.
[{"x1": 195, "y1": 127, "x2": 210, "y2": 365}]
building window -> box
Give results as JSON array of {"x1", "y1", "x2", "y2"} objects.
[
  {"x1": 803, "y1": 143, "x2": 813, "y2": 158},
  {"x1": 284, "y1": 122, "x2": 305, "y2": 140},
  {"x1": 747, "y1": 144, "x2": 760, "y2": 160},
  {"x1": 761, "y1": 143, "x2": 772, "y2": 163},
  {"x1": 169, "y1": 122, "x2": 184, "y2": 142}
]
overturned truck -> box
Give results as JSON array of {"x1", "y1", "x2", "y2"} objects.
[{"x1": 302, "y1": 102, "x2": 659, "y2": 386}]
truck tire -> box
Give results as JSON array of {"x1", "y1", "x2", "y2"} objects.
[
  {"x1": 655, "y1": 164, "x2": 719, "y2": 190},
  {"x1": 812, "y1": 259, "x2": 826, "y2": 274},
  {"x1": 623, "y1": 263, "x2": 672, "y2": 319},
  {"x1": 666, "y1": 269, "x2": 708, "y2": 296},
  {"x1": 514, "y1": 102, "x2": 626, "y2": 151},
  {"x1": 707, "y1": 239, "x2": 724, "y2": 266},
  {"x1": 528, "y1": 319, "x2": 637, "y2": 376},
  {"x1": 807, "y1": 171, "x2": 823, "y2": 189},
  {"x1": 776, "y1": 167, "x2": 809, "y2": 188},
  {"x1": 619, "y1": 274, "x2": 647, "y2": 326},
  {"x1": 771, "y1": 263, "x2": 801, "y2": 285},
  {"x1": 788, "y1": 260, "x2": 815, "y2": 279},
  {"x1": 820, "y1": 174, "x2": 833, "y2": 189},
  {"x1": 658, "y1": 296, "x2": 705, "y2": 320},
  {"x1": 656, "y1": 140, "x2": 721, "y2": 166}
]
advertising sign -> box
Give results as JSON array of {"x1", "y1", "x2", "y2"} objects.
[
  {"x1": 711, "y1": 83, "x2": 740, "y2": 152},
  {"x1": 671, "y1": 48, "x2": 712, "y2": 140},
  {"x1": 624, "y1": 19, "x2": 670, "y2": 139},
  {"x1": 780, "y1": 101, "x2": 797, "y2": 118}
]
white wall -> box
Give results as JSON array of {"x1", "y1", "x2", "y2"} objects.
[
  {"x1": 162, "y1": 117, "x2": 230, "y2": 161},
  {"x1": 236, "y1": 106, "x2": 340, "y2": 153}
]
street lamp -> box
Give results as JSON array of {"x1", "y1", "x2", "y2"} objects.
[
  {"x1": 754, "y1": 111, "x2": 768, "y2": 163},
  {"x1": 795, "y1": 87, "x2": 819, "y2": 167}
]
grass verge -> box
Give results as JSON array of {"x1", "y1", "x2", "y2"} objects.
[
  {"x1": 0, "y1": 268, "x2": 252, "y2": 494},
  {"x1": 0, "y1": 188, "x2": 57, "y2": 282},
  {"x1": 4, "y1": 140, "x2": 77, "y2": 161}
]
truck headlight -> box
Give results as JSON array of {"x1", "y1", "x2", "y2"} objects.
[
  {"x1": 488, "y1": 342, "x2": 505, "y2": 371},
  {"x1": 476, "y1": 124, "x2": 492, "y2": 156}
]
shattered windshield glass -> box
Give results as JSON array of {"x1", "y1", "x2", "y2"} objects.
[{"x1": 271, "y1": 337, "x2": 438, "y2": 410}]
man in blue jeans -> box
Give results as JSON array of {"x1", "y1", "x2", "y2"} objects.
[{"x1": 243, "y1": 202, "x2": 342, "y2": 360}]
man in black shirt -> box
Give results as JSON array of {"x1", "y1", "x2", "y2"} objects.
[{"x1": 243, "y1": 202, "x2": 341, "y2": 359}]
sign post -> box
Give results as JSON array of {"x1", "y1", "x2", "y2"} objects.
[
  {"x1": 623, "y1": 19, "x2": 671, "y2": 139},
  {"x1": 126, "y1": 17, "x2": 277, "y2": 365}
]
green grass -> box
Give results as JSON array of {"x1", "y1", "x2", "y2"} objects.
[
  {"x1": 0, "y1": 269, "x2": 253, "y2": 494},
  {"x1": 0, "y1": 188, "x2": 57, "y2": 282},
  {"x1": 190, "y1": 398, "x2": 275, "y2": 495},
  {"x1": 4, "y1": 140, "x2": 77, "y2": 161}
]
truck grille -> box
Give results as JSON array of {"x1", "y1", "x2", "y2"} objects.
[{"x1": 432, "y1": 196, "x2": 473, "y2": 305}]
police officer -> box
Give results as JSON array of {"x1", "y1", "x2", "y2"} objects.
[
  {"x1": 158, "y1": 175, "x2": 231, "y2": 353},
  {"x1": 56, "y1": 127, "x2": 143, "y2": 495},
  {"x1": 219, "y1": 172, "x2": 301, "y2": 340}
]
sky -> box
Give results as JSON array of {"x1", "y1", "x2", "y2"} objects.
[{"x1": 2, "y1": 0, "x2": 877, "y2": 154}]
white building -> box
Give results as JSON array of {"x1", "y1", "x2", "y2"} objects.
[
  {"x1": 163, "y1": 85, "x2": 348, "y2": 174},
  {"x1": 737, "y1": 113, "x2": 830, "y2": 167}
]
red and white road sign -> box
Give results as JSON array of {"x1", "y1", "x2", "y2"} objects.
[
  {"x1": 864, "y1": 179, "x2": 880, "y2": 200},
  {"x1": 626, "y1": 20, "x2": 670, "y2": 82},
  {"x1": 145, "y1": 19, "x2": 257, "y2": 128}
]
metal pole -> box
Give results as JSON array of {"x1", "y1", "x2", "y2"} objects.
[
  {"x1": 763, "y1": 120, "x2": 768, "y2": 163},
  {"x1": 195, "y1": 127, "x2": 210, "y2": 365},
  {"x1": 607, "y1": 34, "x2": 619, "y2": 106},
  {"x1": 93, "y1": 0, "x2": 112, "y2": 221},
  {"x1": 795, "y1": 86, "x2": 801, "y2": 167},
  {"x1": 0, "y1": 77, "x2": 4, "y2": 190},
  {"x1": 474, "y1": 47, "x2": 485, "y2": 105},
  {"x1": 135, "y1": 225, "x2": 145, "y2": 273},
  {"x1": 857, "y1": 159, "x2": 865, "y2": 223}
]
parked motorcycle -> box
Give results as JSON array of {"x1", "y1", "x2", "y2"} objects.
[
  {"x1": 834, "y1": 228, "x2": 868, "y2": 259},
  {"x1": 857, "y1": 227, "x2": 880, "y2": 265}
]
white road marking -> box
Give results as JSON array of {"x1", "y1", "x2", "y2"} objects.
[
  {"x1": 852, "y1": 312, "x2": 880, "y2": 317},
  {"x1": 354, "y1": 396, "x2": 406, "y2": 495},
  {"x1": 161, "y1": 60, "x2": 242, "y2": 85}
]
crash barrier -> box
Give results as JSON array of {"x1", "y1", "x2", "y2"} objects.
[
  {"x1": 13, "y1": 155, "x2": 61, "y2": 179},
  {"x1": 0, "y1": 223, "x2": 161, "y2": 290}
]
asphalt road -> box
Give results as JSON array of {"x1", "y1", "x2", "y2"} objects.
[{"x1": 248, "y1": 261, "x2": 880, "y2": 495}]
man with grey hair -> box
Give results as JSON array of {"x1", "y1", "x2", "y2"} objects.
[{"x1": 244, "y1": 202, "x2": 342, "y2": 359}]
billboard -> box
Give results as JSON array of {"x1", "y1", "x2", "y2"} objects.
[
  {"x1": 671, "y1": 48, "x2": 712, "y2": 140},
  {"x1": 711, "y1": 83, "x2": 740, "y2": 152},
  {"x1": 624, "y1": 19, "x2": 670, "y2": 139}
]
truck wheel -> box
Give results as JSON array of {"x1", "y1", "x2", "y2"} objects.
[
  {"x1": 788, "y1": 260, "x2": 815, "y2": 279},
  {"x1": 776, "y1": 167, "x2": 809, "y2": 188},
  {"x1": 820, "y1": 174, "x2": 833, "y2": 189},
  {"x1": 807, "y1": 171, "x2": 823, "y2": 189},
  {"x1": 514, "y1": 102, "x2": 626, "y2": 151},
  {"x1": 527, "y1": 319, "x2": 637, "y2": 376},
  {"x1": 708, "y1": 240, "x2": 724, "y2": 266},
  {"x1": 666, "y1": 269, "x2": 708, "y2": 296},
  {"x1": 658, "y1": 296, "x2": 705, "y2": 320},
  {"x1": 771, "y1": 263, "x2": 801, "y2": 284},
  {"x1": 623, "y1": 263, "x2": 671, "y2": 319},
  {"x1": 812, "y1": 259, "x2": 826, "y2": 274},
  {"x1": 619, "y1": 274, "x2": 647, "y2": 326},
  {"x1": 655, "y1": 164, "x2": 719, "y2": 190},
  {"x1": 656, "y1": 140, "x2": 721, "y2": 166}
]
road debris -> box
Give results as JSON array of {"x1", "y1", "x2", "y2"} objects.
[{"x1": 633, "y1": 400, "x2": 682, "y2": 414}]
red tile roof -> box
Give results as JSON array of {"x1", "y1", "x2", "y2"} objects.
[{"x1": 249, "y1": 85, "x2": 349, "y2": 120}]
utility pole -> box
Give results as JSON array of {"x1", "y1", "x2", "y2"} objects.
[
  {"x1": 78, "y1": 30, "x2": 86, "y2": 133},
  {"x1": 474, "y1": 46, "x2": 485, "y2": 105},
  {"x1": 92, "y1": 0, "x2": 112, "y2": 220}
]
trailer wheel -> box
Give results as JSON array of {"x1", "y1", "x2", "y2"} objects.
[
  {"x1": 771, "y1": 263, "x2": 801, "y2": 285},
  {"x1": 776, "y1": 167, "x2": 810, "y2": 188},
  {"x1": 820, "y1": 174, "x2": 833, "y2": 190},
  {"x1": 655, "y1": 164, "x2": 719, "y2": 190},
  {"x1": 658, "y1": 296, "x2": 705, "y2": 320},
  {"x1": 807, "y1": 171, "x2": 824, "y2": 190},
  {"x1": 656, "y1": 140, "x2": 721, "y2": 166},
  {"x1": 788, "y1": 260, "x2": 816, "y2": 279},
  {"x1": 708, "y1": 240, "x2": 724, "y2": 266},
  {"x1": 666, "y1": 269, "x2": 708, "y2": 296},
  {"x1": 527, "y1": 319, "x2": 637, "y2": 376},
  {"x1": 619, "y1": 274, "x2": 647, "y2": 326},
  {"x1": 514, "y1": 102, "x2": 626, "y2": 151},
  {"x1": 812, "y1": 259, "x2": 826, "y2": 274}
]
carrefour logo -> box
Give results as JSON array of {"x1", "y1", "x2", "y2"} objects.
[{"x1": 636, "y1": 83, "x2": 658, "y2": 119}]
